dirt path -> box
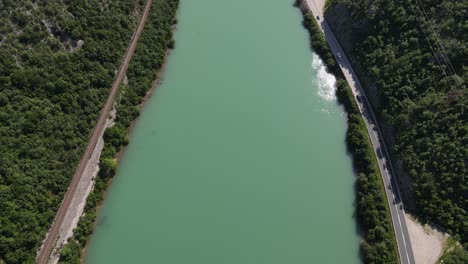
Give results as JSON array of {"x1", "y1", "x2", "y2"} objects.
[{"x1": 36, "y1": 1, "x2": 153, "y2": 263}]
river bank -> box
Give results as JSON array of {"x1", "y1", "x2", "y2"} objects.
[
  {"x1": 294, "y1": 1, "x2": 399, "y2": 262},
  {"x1": 56, "y1": 1, "x2": 180, "y2": 262}
]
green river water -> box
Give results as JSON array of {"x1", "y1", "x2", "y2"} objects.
[{"x1": 86, "y1": 0, "x2": 361, "y2": 263}]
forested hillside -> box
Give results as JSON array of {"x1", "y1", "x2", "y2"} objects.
[
  {"x1": 325, "y1": 0, "x2": 467, "y2": 251},
  {"x1": 0, "y1": 0, "x2": 145, "y2": 262}
]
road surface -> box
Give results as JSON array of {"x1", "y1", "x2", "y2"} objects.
[
  {"x1": 304, "y1": 1, "x2": 415, "y2": 263},
  {"x1": 36, "y1": 1, "x2": 153, "y2": 263}
]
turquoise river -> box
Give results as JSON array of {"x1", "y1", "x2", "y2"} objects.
[{"x1": 86, "y1": 0, "x2": 361, "y2": 263}]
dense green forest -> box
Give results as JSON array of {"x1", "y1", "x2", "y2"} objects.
[
  {"x1": 295, "y1": 1, "x2": 399, "y2": 261},
  {"x1": 440, "y1": 247, "x2": 468, "y2": 264},
  {"x1": 58, "y1": 0, "x2": 179, "y2": 262},
  {"x1": 0, "y1": 0, "x2": 146, "y2": 262},
  {"x1": 325, "y1": 0, "x2": 467, "y2": 254}
]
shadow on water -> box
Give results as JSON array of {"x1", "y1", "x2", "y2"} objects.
[
  {"x1": 346, "y1": 139, "x2": 367, "y2": 264},
  {"x1": 97, "y1": 215, "x2": 108, "y2": 226},
  {"x1": 352, "y1": 187, "x2": 366, "y2": 263}
]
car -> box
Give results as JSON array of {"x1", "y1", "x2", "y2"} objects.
[
  {"x1": 356, "y1": 95, "x2": 362, "y2": 102},
  {"x1": 336, "y1": 52, "x2": 342, "y2": 61},
  {"x1": 316, "y1": 16, "x2": 320, "y2": 20}
]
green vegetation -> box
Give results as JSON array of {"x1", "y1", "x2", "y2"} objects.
[
  {"x1": 56, "y1": 240, "x2": 81, "y2": 264},
  {"x1": 0, "y1": 0, "x2": 144, "y2": 262},
  {"x1": 58, "y1": 0, "x2": 179, "y2": 262},
  {"x1": 438, "y1": 239, "x2": 468, "y2": 264},
  {"x1": 324, "y1": 0, "x2": 338, "y2": 14},
  {"x1": 439, "y1": 248, "x2": 468, "y2": 264},
  {"x1": 325, "y1": 0, "x2": 467, "y2": 251},
  {"x1": 297, "y1": 6, "x2": 399, "y2": 263},
  {"x1": 336, "y1": 80, "x2": 398, "y2": 263}
]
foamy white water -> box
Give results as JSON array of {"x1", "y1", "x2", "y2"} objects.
[{"x1": 311, "y1": 53, "x2": 336, "y2": 101}]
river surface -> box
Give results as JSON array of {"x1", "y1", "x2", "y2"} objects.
[{"x1": 86, "y1": 0, "x2": 360, "y2": 263}]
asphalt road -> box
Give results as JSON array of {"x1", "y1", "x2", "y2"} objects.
[
  {"x1": 304, "y1": 1, "x2": 416, "y2": 263},
  {"x1": 36, "y1": 1, "x2": 153, "y2": 263}
]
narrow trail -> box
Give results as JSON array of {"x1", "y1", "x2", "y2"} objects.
[{"x1": 36, "y1": 0, "x2": 153, "y2": 263}]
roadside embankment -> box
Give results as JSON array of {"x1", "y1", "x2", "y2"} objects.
[
  {"x1": 56, "y1": 1, "x2": 180, "y2": 263},
  {"x1": 46, "y1": 108, "x2": 116, "y2": 264},
  {"x1": 295, "y1": 2, "x2": 399, "y2": 263}
]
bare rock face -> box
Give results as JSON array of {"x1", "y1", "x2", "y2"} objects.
[
  {"x1": 69, "y1": 39, "x2": 84, "y2": 52},
  {"x1": 75, "y1": 39, "x2": 84, "y2": 49}
]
